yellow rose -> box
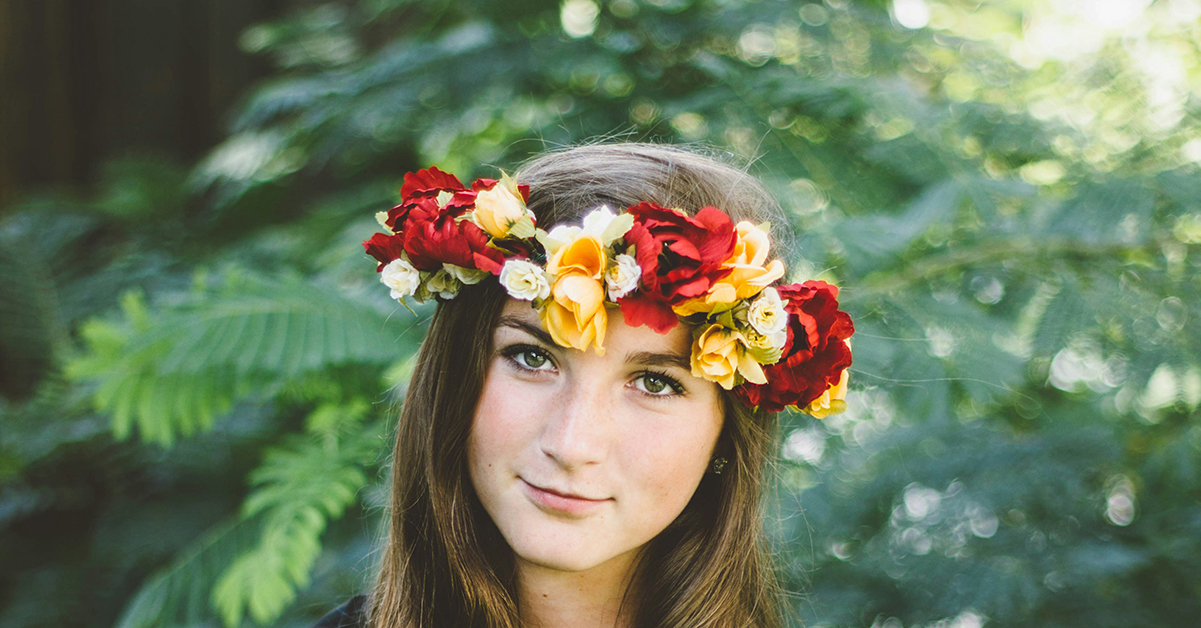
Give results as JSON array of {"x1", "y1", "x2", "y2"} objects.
[
  {"x1": 541, "y1": 234, "x2": 609, "y2": 354},
  {"x1": 541, "y1": 273, "x2": 608, "y2": 354},
  {"x1": 672, "y1": 221, "x2": 785, "y2": 316},
  {"x1": 473, "y1": 181, "x2": 534, "y2": 239},
  {"x1": 805, "y1": 368, "x2": 849, "y2": 418},
  {"x1": 547, "y1": 233, "x2": 605, "y2": 278},
  {"x1": 690, "y1": 324, "x2": 768, "y2": 390}
]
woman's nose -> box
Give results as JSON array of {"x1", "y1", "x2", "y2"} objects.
[{"x1": 538, "y1": 378, "x2": 612, "y2": 470}]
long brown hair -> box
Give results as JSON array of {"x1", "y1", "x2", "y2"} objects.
[{"x1": 368, "y1": 143, "x2": 789, "y2": 627}]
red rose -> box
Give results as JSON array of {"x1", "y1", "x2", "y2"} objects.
[
  {"x1": 733, "y1": 280, "x2": 854, "y2": 412},
  {"x1": 617, "y1": 202, "x2": 738, "y2": 333},
  {"x1": 401, "y1": 201, "x2": 505, "y2": 274},
  {"x1": 385, "y1": 168, "x2": 476, "y2": 231},
  {"x1": 363, "y1": 232, "x2": 407, "y2": 271},
  {"x1": 400, "y1": 166, "x2": 465, "y2": 201},
  {"x1": 383, "y1": 167, "x2": 530, "y2": 233},
  {"x1": 368, "y1": 167, "x2": 520, "y2": 275}
]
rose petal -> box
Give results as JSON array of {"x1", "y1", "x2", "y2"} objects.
[
  {"x1": 617, "y1": 292, "x2": 679, "y2": 334},
  {"x1": 363, "y1": 233, "x2": 407, "y2": 271},
  {"x1": 401, "y1": 167, "x2": 464, "y2": 201}
]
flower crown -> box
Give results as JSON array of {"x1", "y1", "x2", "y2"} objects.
[{"x1": 363, "y1": 166, "x2": 854, "y2": 417}]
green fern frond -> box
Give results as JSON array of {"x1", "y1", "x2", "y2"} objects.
[
  {"x1": 212, "y1": 508, "x2": 325, "y2": 627},
  {"x1": 66, "y1": 275, "x2": 413, "y2": 447},
  {"x1": 113, "y1": 513, "x2": 265, "y2": 628},
  {"x1": 212, "y1": 412, "x2": 381, "y2": 627}
]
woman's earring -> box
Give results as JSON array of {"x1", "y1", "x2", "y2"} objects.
[{"x1": 711, "y1": 457, "x2": 728, "y2": 475}]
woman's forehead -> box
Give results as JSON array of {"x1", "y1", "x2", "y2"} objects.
[{"x1": 496, "y1": 298, "x2": 692, "y2": 357}]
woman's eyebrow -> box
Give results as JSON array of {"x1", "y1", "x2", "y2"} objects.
[
  {"x1": 497, "y1": 315, "x2": 556, "y2": 347},
  {"x1": 625, "y1": 350, "x2": 691, "y2": 372}
]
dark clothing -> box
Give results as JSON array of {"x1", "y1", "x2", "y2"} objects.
[{"x1": 311, "y1": 595, "x2": 368, "y2": 628}]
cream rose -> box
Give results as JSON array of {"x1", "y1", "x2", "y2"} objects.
[
  {"x1": 747, "y1": 287, "x2": 788, "y2": 336},
  {"x1": 425, "y1": 269, "x2": 461, "y2": 300},
  {"x1": 473, "y1": 181, "x2": 534, "y2": 239},
  {"x1": 539, "y1": 224, "x2": 580, "y2": 256},
  {"x1": 444, "y1": 263, "x2": 488, "y2": 285},
  {"x1": 742, "y1": 328, "x2": 785, "y2": 365},
  {"x1": 499, "y1": 259, "x2": 552, "y2": 301},
  {"x1": 380, "y1": 258, "x2": 420, "y2": 301},
  {"x1": 606, "y1": 254, "x2": 641, "y2": 300}
]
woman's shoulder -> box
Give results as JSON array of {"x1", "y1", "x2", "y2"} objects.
[{"x1": 309, "y1": 594, "x2": 368, "y2": 628}]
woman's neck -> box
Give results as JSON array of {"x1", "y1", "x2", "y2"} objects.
[{"x1": 515, "y1": 549, "x2": 641, "y2": 628}]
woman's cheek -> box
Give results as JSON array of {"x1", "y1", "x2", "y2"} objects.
[
  {"x1": 472, "y1": 367, "x2": 545, "y2": 463},
  {"x1": 619, "y1": 416, "x2": 715, "y2": 513}
]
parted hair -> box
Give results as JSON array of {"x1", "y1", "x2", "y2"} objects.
[{"x1": 367, "y1": 143, "x2": 789, "y2": 627}]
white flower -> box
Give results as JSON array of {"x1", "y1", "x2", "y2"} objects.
[
  {"x1": 540, "y1": 224, "x2": 580, "y2": 255},
  {"x1": 443, "y1": 263, "x2": 488, "y2": 285},
  {"x1": 537, "y1": 206, "x2": 635, "y2": 255},
  {"x1": 747, "y1": 287, "x2": 788, "y2": 336},
  {"x1": 582, "y1": 205, "x2": 616, "y2": 234},
  {"x1": 606, "y1": 254, "x2": 641, "y2": 300},
  {"x1": 499, "y1": 259, "x2": 552, "y2": 301},
  {"x1": 582, "y1": 205, "x2": 634, "y2": 245},
  {"x1": 425, "y1": 269, "x2": 462, "y2": 300},
  {"x1": 380, "y1": 258, "x2": 420, "y2": 301}
]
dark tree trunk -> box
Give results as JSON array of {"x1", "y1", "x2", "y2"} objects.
[{"x1": 0, "y1": 0, "x2": 280, "y2": 211}]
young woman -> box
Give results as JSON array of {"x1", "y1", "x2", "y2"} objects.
[{"x1": 316, "y1": 143, "x2": 854, "y2": 627}]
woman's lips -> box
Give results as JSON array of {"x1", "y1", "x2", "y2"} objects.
[{"x1": 521, "y1": 478, "x2": 611, "y2": 516}]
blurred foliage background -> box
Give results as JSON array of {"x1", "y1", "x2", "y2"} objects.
[{"x1": 2, "y1": 0, "x2": 1200, "y2": 626}]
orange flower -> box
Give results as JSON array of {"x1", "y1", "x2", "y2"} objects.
[
  {"x1": 547, "y1": 233, "x2": 606, "y2": 279},
  {"x1": 673, "y1": 221, "x2": 785, "y2": 316},
  {"x1": 541, "y1": 234, "x2": 608, "y2": 354},
  {"x1": 690, "y1": 324, "x2": 768, "y2": 390}
]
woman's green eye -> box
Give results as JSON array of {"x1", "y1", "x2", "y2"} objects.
[
  {"x1": 519, "y1": 350, "x2": 547, "y2": 369},
  {"x1": 501, "y1": 344, "x2": 554, "y2": 371},
  {"x1": 637, "y1": 372, "x2": 681, "y2": 396},
  {"x1": 643, "y1": 375, "x2": 668, "y2": 394}
]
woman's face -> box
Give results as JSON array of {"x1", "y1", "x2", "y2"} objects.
[{"x1": 467, "y1": 299, "x2": 725, "y2": 574}]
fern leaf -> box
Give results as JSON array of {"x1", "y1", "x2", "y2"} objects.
[
  {"x1": 113, "y1": 513, "x2": 265, "y2": 628},
  {"x1": 68, "y1": 274, "x2": 415, "y2": 446},
  {"x1": 212, "y1": 414, "x2": 380, "y2": 627}
]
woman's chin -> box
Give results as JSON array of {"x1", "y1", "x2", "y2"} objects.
[
  {"x1": 502, "y1": 525, "x2": 629, "y2": 573},
  {"x1": 514, "y1": 547, "x2": 601, "y2": 573},
  {"x1": 505, "y1": 531, "x2": 605, "y2": 572}
]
